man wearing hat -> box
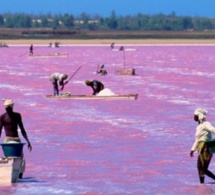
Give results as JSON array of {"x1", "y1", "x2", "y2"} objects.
[
  {"x1": 0, "y1": 98, "x2": 32, "y2": 179},
  {"x1": 50, "y1": 73, "x2": 69, "y2": 96},
  {"x1": 85, "y1": 80, "x2": 104, "y2": 95},
  {"x1": 190, "y1": 108, "x2": 215, "y2": 184}
]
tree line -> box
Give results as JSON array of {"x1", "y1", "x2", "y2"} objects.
[{"x1": 0, "y1": 11, "x2": 215, "y2": 31}]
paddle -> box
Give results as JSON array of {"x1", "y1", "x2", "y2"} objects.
[
  {"x1": 60, "y1": 66, "x2": 82, "y2": 91},
  {"x1": 67, "y1": 66, "x2": 82, "y2": 82},
  {"x1": 96, "y1": 64, "x2": 100, "y2": 74},
  {"x1": 19, "y1": 46, "x2": 36, "y2": 57},
  {"x1": 19, "y1": 52, "x2": 30, "y2": 57}
]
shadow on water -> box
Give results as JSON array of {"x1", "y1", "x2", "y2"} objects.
[
  {"x1": 17, "y1": 177, "x2": 46, "y2": 183},
  {"x1": 206, "y1": 182, "x2": 215, "y2": 185}
]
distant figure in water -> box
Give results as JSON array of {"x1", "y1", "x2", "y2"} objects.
[
  {"x1": 85, "y1": 80, "x2": 104, "y2": 95},
  {"x1": 97, "y1": 64, "x2": 107, "y2": 76},
  {"x1": 119, "y1": 46, "x2": 124, "y2": 51},
  {"x1": 0, "y1": 98, "x2": 32, "y2": 179},
  {"x1": 49, "y1": 73, "x2": 69, "y2": 96},
  {"x1": 110, "y1": 42, "x2": 115, "y2": 49},
  {"x1": 29, "y1": 44, "x2": 33, "y2": 56},
  {"x1": 190, "y1": 108, "x2": 215, "y2": 184}
]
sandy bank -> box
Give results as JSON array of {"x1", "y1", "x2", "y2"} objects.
[{"x1": 2, "y1": 39, "x2": 215, "y2": 45}]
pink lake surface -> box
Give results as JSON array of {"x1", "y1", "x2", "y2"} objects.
[{"x1": 1, "y1": 44, "x2": 215, "y2": 194}]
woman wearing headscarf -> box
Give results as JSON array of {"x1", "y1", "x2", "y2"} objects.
[{"x1": 190, "y1": 108, "x2": 215, "y2": 183}]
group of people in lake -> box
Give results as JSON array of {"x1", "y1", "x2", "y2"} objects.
[
  {"x1": 49, "y1": 72, "x2": 105, "y2": 96},
  {"x1": 2, "y1": 42, "x2": 214, "y2": 184},
  {"x1": 0, "y1": 42, "x2": 8, "y2": 48},
  {"x1": 49, "y1": 62, "x2": 107, "y2": 97}
]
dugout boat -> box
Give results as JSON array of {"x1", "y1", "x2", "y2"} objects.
[
  {"x1": 45, "y1": 93, "x2": 138, "y2": 100},
  {"x1": 0, "y1": 143, "x2": 25, "y2": 184},
  {"x1": 29, "y1": 53, "x2": 69, "y2": 58}
]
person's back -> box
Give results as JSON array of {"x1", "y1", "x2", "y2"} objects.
[
  {"x1": 100, "y1": 67, "x2": 107, "y2": 75},
  {"x1": 91, "y1": 80, "x2": 104, "y2": 95},
  {"x1": 97, "y1": 65, "x2": 107, "y2": 75},
  {"x1": 85, "y1": 80, "x2": 104, "y2": 95}
]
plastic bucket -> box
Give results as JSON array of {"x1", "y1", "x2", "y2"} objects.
[{"x1": 0, "y1": 143, "x2": 26, "y2": 157}]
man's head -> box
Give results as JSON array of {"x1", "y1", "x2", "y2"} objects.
[
  {"x1": 3, "y1": 98, "x2": 14, "y2": 108},
  {"x1": 62, "y1": 74, "x2": 68, "y2": 80},
  {"x1": 3, "y1": 98, "x2": 14, "y2": 113},
  {"x1": 85, "y1": 80, "x2": 91, "y2": 86},
  {"x1": 194, "y1": 108, "x2": 207, "y2": 123}
]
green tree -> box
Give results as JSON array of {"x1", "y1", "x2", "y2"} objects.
[
  {"x1": 62, "y1": 14, "x2": 74, "y2": 28},
  {"x1": 0, "y1": 15, "x2": 4, "y2": 27},
  {"x1": 41, "y1": 17, "x2": 49, "y2": 27}
]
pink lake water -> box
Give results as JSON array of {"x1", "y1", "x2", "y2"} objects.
[{"x1": 1, "y1": 44, "x2": 215, "y2": 194}]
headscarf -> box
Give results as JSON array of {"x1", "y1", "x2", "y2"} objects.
[
  {"x1": 3, "y1": 98, "x2": 14, "y2": 108},
  {"x1": 194, "y1": 108, "x2": 207, "y2": 123}
]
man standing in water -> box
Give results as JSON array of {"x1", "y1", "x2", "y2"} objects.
[
  {"x1": 29, "y1": 44, "x2": 33, "y2": 56},
  {"x1": 97, "y1": 64, "x2": 107, "y2": 75},
  {"x1": 190, "y1": 108, "x2": 215, "y2": 184},
  {"x1": 49, "y1": 73, "x2": 69, "y2": 96},
  {"x1": 0, "y1": 98, "x2": 32, "y2": 179}
]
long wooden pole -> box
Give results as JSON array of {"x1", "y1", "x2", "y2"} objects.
[{"x1": 67, "y1": 66, "x2": 82, "y2": 82}]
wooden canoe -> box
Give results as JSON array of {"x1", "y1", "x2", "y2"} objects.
[
  {"x1": 112, "y1": 48, "x2": 137, "y2": 52},
  {"x1": 29, "y1": 53, "x2": 69, "y2": 58},
  {"x1": 45, "y1": 94, "x2": 138, "y2": 100}
]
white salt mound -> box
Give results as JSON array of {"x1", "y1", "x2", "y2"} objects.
[{"x1": 97, "y1": 88, "x2": 116, "y2": 96}]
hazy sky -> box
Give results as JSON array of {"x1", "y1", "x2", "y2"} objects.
[{"x1": 0, "y1": 0, "x2": 214, "y2": 17}]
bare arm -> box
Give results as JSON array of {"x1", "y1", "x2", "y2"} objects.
[
  {"x1": 0, "y1": 116, "x2": 3, "y2": 138},
  {"x1": 60, "y1": 80, "x2": 69, "y2": 91},
  {"x1": 17, "y1": 114, "x2": 32, "y2": 151}
]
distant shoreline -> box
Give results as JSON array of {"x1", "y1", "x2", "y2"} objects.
[{"x1": 2, "y1": 39, "x2": 215, "y2": 45}]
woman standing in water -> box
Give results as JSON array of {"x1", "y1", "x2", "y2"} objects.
[{"x1": 190, "y1": 108, "x2": 215, "y2": 184}]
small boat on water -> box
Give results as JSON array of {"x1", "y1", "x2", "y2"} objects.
[
  {"x1": 45, "y1": 94, "x2": 138, "y2": 100},
  {"x1": 0, "y1": 143, "x2": 25, "y2": 184},
  {"x1": 112, "y1": 48, "x2": 137, "y2": 52},
  {"x1": 29, "y1": 53, "x2": 69, "y2": 58}
]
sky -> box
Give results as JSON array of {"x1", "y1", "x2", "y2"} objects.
[{"x1": 0, "y1": 0, "x2": 214, "y2": 18}]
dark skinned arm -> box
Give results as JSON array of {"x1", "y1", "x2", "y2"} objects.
[
  {"x1": 60, "y1": 80, "x2": 69, "y2": 91},
  {"x1": 17, "y1": 114, "x2": 32, "y2": 151},
  {"x1": 0, "y1": 116, "x2": 2, "y2": 138}
]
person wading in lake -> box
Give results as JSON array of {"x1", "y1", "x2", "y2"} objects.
[
  {"x1": 190, "y1": 108, "x2": 215, "y2": 184},
  {"x1": 0, "y1": 98, "x2": 32, "y2": 179},
  {"x1": 29, "y1": 44, "x2": 33, "y2": 56},
  {"x1": 97, "y1": 64, "x2": 107, "y2": 76},
  {"x1": 49, "y1": 73, "x2": 69, "y2": 96},
  {"x1": 85, "y1": 80, "x2": 104, "y2": 95}
]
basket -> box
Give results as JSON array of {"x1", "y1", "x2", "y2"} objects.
[
  {"x1": 0, "y1": 143, "x2": 26, "y2": 157},
  {"x1": 205, "y1": 139, "x2": 215, "y2": 153}
]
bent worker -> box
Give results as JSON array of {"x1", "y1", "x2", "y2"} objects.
[
  {"x1": 0, "y1": 98, "x2": 32, "y2": 179},
  {"x1": 97, "y1": 64, "x2": 107, "y2": 76},
  {"x1": 190, "y1": 108, "x2": 215, "y2": 184},
  {"x1": 50, "y1": 73, "x2": 68, "y2": 96},
  {"x1": 85, "y1": 80, "x2": 104, "y2": 95},
  {"x1": 29, "y1": 44, "x2": 33, "y2": 56}
]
